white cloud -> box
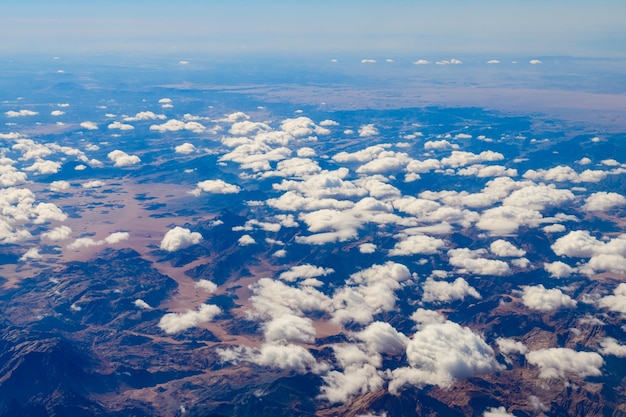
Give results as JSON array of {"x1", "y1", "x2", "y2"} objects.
[
  {"x1": 50, "y1": 110, "x2": 64, "y2": 116},
  {"x1": 529, "y1": 59, "x2": 542, "y2": 64},
  {"x1": 279, "y1": 264, "x2": 334, "y2": 282},
  {"x1": 319, "y1": 119, "x2": 339, "y2": 127},
  {"x1": 389, "y1": 321, "x2": 499, "y2": 392},
  {"x1": 526, "y1": 348, "x2": 604, "y2": 379},
  {"x1": 280, "y1": 116, "x2": 330, "y2": 137},
  {"x1": 477, "y1": 206, "x2": 544, "y2": 235},
  {"x1": 544, "y1": 261, "x2": 576, "y2": 278},
  {"x1": 24, "y1": 159, "x2": 61, "y2": 174},
  {"x1": 410, "y1": 308, "x2": 446, "y2": 329},
  {"x1": 598, "y1": 283, "x2": 626, "y2": 313},
  {"x1": 389, "y1": 234, "x2": 446, "y2": 256},
  {"x1": 448, "y1": 248, "x2": 511, "y2": 276},
  {"x1": 107, "y1": 121, "x2": 134, "y2": 130},
  {"x1": 238, "y1": 234, "x2": 256, "y2": 246},
  {"x1": 598, "y1": 337, "x2": 626, "y2": 357},
  {"x1": 502, "y1": 184, "x2": 575, "y2": 211},
  {"x1": 359, "y1": 243, "x2": 376, "y2": 254},
  {"x1": 421, "y1": 277, "x2": 481, "y2": 304},
  {"x1": 522, "y1": 165, "x2": 607, "y2": 183},
  {"x1": 489, "y1": 240, "x2": 526, "y2": 257},
  {"x1": 486, "y1": 60, "x2": 500, "y2": 64},
  {"x1": 158, "y1": 304, "x2": 221, "y2": 334},
  {"x1": 361, "y1": 59, "x2": 377, "y2": 64},
  {"x1": 219, "y1": 342, "x2": 322, "y2": 375},
  {"x1": 20, "y1": 247, "x2": 42, "y2": 261},
  {"x1": 582, "y1": 192, "x2": 626, "y2": 211},
  {"x1": 195, "y1": 279, "x2": 218, "y2": 293},
  {"x1": 483, "y1": 407, "x2": 514, "y2": 417},
  {"x1": 134, "y1": 299, "x2": 152, "y2": 309},
  {"x1": 521, "y1": 284, "x2": 576, "y2": 311},
  {"x1": 413, "y1": 59, "x2": 430, "y2": 65},
  {"x1": 263, "y1": 314, "x2": 316, "y2": 344},
  {"x1": 191, "y1": 179, "x2": 240, "y2": 195},
  {"x1": 41, "y1": 225, "x2": 72, "y2": 242},
  {"x1": 543, "y1": 223, "x2": 566, "y2": 233},
  {"x1": 82, "y1": 180, "x2": 105, "y2": 188},
  {"x1": 5, "y1": 110, "x2": 38, "y2": 117},
  {"x1": 496, "y1": 337, "x2": 527, "y2": 355},
  {"x1": 123, "y1": 111, "x2": 166, "y2": 121},
  {"x1": 175, "y1": 143, "x2": 197, "y2": 154},
  {"x1": 107, "y1": 150, "x2": 141, "y2": 167},
  {"x1": 150, "y1": 119, "x2": 206, "y2": 133},
  {"x1": 424, "y1": 140, "x2": 458, "y2": 150},
  {"x1": 358, "y1": 124, "x2": 379, "y2": 137},
  {"x1": 67, "y1": 231, "x2": 128, "y2": 250},
  {"x1": 441, "y1": 151, "x2": 504, "y2": 168},
  {"x1": 160, "y1": 226, "x2": 202, "y2": 252}
]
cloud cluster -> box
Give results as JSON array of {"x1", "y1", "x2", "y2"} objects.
[
  {"x1": 389, "y1": 321, "x2": 499, "y2": 392},
  {"x1": 67, "y1": 232, "x2": 129, "y2": 250},
  {"x1": 421, "y1": 277, "x2": 481, "y2": 304},
  {"x1": 150, "y1": 119, "x2": 206, "y2": 133}
]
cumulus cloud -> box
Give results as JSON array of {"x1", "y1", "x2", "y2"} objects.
[
  {"x1": 158, "y1": 304, "x2": 221, "y2": 334},
  {"x1": 107, "y1": 121, "x2": 134, "y2": 130},
  {"x1": 441, "y1": 151, "x2": 504, "y2": 168},
  {"x1": 421, "y1": 277, "x2": 481, "y2": 304},
  {"x1": 195, "y1": 279, "x2": 218, "y2": 293},
  {"x1": 219, "y1": 342, "x2": 322, "y2": 374},
  {"x1": 483, "y1": 407, "x2": 514, "y2": 417},
  {"x1": 477, "y1": 206, "x2": 544, "y2": 235},
  {"x1": 598, "y1": 283, "x2": 626, "y2": 313},
  {"x1": 582, "y1": 192, "x2": 626, "y2": 211},
  {"x1": 23, "y1": 159, "x2": 61, "y2": 174},
  {"x1": 82, "y1": 180, "x2": 105, "y2": 188},
  {"x1": 413, "y1": 59, "x2": 430, "y2": 65},
  {"x1": 598, "y1": 337, "x2": 626, "y2": 357},
  {"x1": 80, "y1": 121, "x2": 98, "y2": 130},
  {"x1": 67, "y1": 231, "x2": 129, "y2": 250},
  {"x1": 358, "y1": 124, "x2": 379, "y2": 137},
  {"x1": 41, "y1": 225, "x2": 72, "y2": 242},
  {"x1": 123, "y1": 111, "x2": 166, "y2": 121},
  {"x1": 107, "y1": 150, "x2": 141, "y2": 167},
  {"x1": 496, "y1": 337, "x2": 527, "y2": 355},
  {"x1": 544, "y1": 261, "x2": 576, "y2": 278},
  {"x1": 175, "y1": 143, "x2": 196, "y2": 154},
  {"x1": 389, "y1": 234, "x2": 446, "y2": 256},
  {"x1": 389, "y1": 321, "x2": 500, "y2": 392},
  {"x1": 191, "y1": 179, "x2": 240, "y2": 195},
  {"x1": 49, "y1": 180, "x2": 71, "y2": 192},
  {"x1": 134, "y1": 299, "x2": 152, "y2": 309},
  {"x1": 50, "y1": 110, "x2": 64, "y2": 116},
  {"x1": 489, "y1": 240, "x2": 526, "y2": 257},
  {"x1": 279, "y1": 264, "x2": 334, "y2": 282},
  {"x1": 526, "y1": 348, "x2": 604, "y2": 379},
  {"x1": 5, "y1": 110, "x2": 38, "y2": 117},
  {"x1": 238, "y1": 234, "x2": 256, "y2": 246},
  {"x1": 521, "y1": 284, "x2": 576, "y2": 311},
  {"x1": 20, "y1": 247, "x2": 42, "y2": 261},
  {"x1": 448, "y1": 248, "x2": 511, "y2": 276},
  {"x1": 160, "y1": 226, "x2": 202, "y2": 252},
  {"x1": 359, "y1": 243, "x2": 376, "y2": 254},
  {"x1": 150, "y1": 119, "x2": 206, "y2": 133}
]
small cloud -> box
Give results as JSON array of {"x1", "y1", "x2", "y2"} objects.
[
  {"x1": 359, "y1": 243, "x2": 376, "y2": 254},
  {"x1": 175, "y1": 143, "x2": 196, "y2": 154},
  {"x1": 160, "y1": 226, "x2": 202, "y2": 252},
  {"x1": 41, "y1": 225, "x2": 72, "y2": 242},
  {"x1": 179, "y1": 60, "x2": 189, "y2": 65},
  {"x1": 107, "y1": 121, "x2": 134, "y2": 131},
  {"x1": 80, "y1": 121, "x2": 98, "y2": 130},
  {"x1": 158, "y1": 304, "x2": 221, "y2": 334},
  {"x1": 123, "y1": 111, "x2": 166, "y2": 122},
  {"x1": 108, "y1": 150, "x2": 141, "y2": 167},
  {"x1": 238, "y1": 234, "x2": 256, "y2": 246},
  {"x1": 195, "y1": 279, "x2": 218, "y2": 293},
  {"x1": 5, "y1": 110, "x2": 38, "y2": 117},
  {"x1": 530, "y1": 59, "x2": 542, "y2": 65},
  {"x1": 450, "y1": 58, "x2": 463, "y2": 64},
  {"x1": 413, "y1": 59, "x2": 430, "y2": 65},
  {"x1": 486, "y1": 60, "x2": 500, "y2": 64},
  {"x1": 361, "y1": 59, "x2": 377, "y2": 64},
  {"x1": 191, "y1": 179, "x2": 240, "y2": 195},
  {"x1": 20, "y1": 247, "x2": 42, "y2": 261},
  {"x1": 50, "y1": 110, "x2": 65, "y2": 116},
  {"x1": 82, "y1": 180, "x2": 105, "y2": 189},
  {"x1": 134, "y1": 299, "x2": 152, "y2": 309},
  {"x1": 358, "y1": 124, "x2": 378, "y2": 137}
]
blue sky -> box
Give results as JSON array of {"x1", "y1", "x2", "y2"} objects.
[{"x1": 2, "y1": 1, "x2": 625, "y2": 57}]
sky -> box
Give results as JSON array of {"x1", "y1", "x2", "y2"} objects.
[{"x1": 1, "y1": 1, "x2": 626, "y2": 57}]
